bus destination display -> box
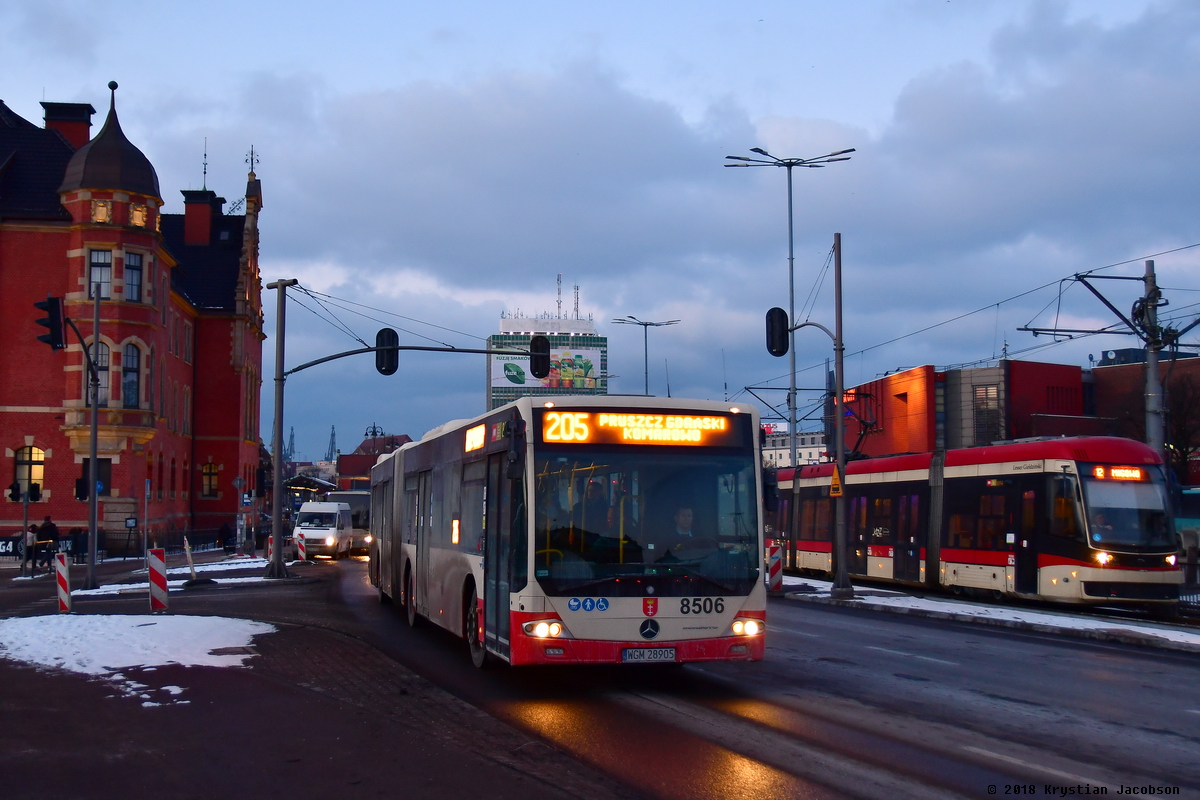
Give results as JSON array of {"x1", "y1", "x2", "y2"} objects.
[{"x1": 541, "y1": 410, "x2": 742, "y2": 447}]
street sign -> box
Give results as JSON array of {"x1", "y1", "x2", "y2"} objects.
[
  {"x1": 241, "y1": 492, "x2": 252, "y2": 507},
  {"x1": 830, "y1": 466, "x2": 843, "y2": 497},
  {"x1": 145, "y1": 478, "x2": 151, "y2": 500},
  {"x1": 124, "y1": 517, "x2": 137, "y2": 529}
]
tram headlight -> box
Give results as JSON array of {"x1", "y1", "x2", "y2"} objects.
[
  {"x1": 732, "y1": 618, "x2": 763, "y2": 636},
  {"x1": 1166, "y1": 554, "x2": 1176, "y2": 566},
  {"x1": 1094, "y1": 551, "x2": 1112, "y2": 565},
  {"x1": 522, "y1": 620, "x2": 565, "y2": 638}
]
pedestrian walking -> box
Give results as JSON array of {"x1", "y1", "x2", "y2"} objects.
[{"x1": 37, "y1": 516, "x2": 59, "y2": 568}]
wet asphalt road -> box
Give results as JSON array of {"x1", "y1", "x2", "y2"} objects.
[{"x1": 330, "y1": 559, "x2": 1200, "y2": 799}]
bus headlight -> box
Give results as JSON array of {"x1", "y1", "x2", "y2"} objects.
[
  {"x1": 523, "y1": 620, "x2": 564, "y2": 638},
  {"x1": 1166, "y1": 554, "x2": 1176, "y2": 566},
  {"x1": 325, "y1": 536, "x2": 336, "y2": 546},
  {"x1": 365, "y1": 535, "x2": 373, "y2": 544},
  {"x1": 731, "y1": 619, "x2": 763, "y2": 636},
  {"x1": 1095, "y1": 551, "x2": 1112, "y2": 565}
]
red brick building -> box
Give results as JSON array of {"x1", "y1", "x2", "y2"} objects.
[{"x1": 0, "y1": 83, "x2": 265, "y2": 545}]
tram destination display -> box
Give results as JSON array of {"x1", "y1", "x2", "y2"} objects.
[{"x1": 538, "y1": 410, "x2": 745, "y2": 447}]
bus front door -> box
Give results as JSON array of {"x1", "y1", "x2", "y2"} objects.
[{"x1": 484, "y1": 455, "x2": 511, "y2": 660}]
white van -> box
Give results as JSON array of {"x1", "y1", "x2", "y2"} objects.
[{"x1": 294, "y1": 501, "x2": 352, "y2": 559}]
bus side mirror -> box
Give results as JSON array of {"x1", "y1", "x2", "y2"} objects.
[
  {"x1": 762, "y1": 471, "x2": 779, "y2": 513},
  {"x1": 506, "y1": 419, "x2": 526, "y2": 480}
]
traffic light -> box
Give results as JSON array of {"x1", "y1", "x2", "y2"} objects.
[
  {"x1": 7, "y1": 483, "x2": 20, "y2": 502},
  {"x1": 529, "y1": 335, "x2": 551, "y2": 379},
  {"x1": 34, "y1": 295, "x2": 66, "y2": 351},
  {"x1": 75, "y1": 478, "x2": 89, "y2": 501},
  {"x1": 766, "y1": 307, "x2": 789, "y2": 357},
  {"x1": 375, "y1": 328, "x2": 399, "y2": 376},
  {"x1": 26, "y1": 483, "x2": 41, "y2": 502}
]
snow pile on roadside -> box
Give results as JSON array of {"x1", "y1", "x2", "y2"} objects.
[
  {"x1": 0, "y1": 614, "x2": 274, "y2": 674},
  {"x1": 781, "y1": 575, "x2": 1200, "y2": 646},
  {"x1": 72, "y1": 576, "x2": 278, "y2": 596}
]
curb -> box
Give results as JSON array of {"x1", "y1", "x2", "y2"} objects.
[{"x1": 783, "y1": 591, "x2": 1200, "y2": 655}]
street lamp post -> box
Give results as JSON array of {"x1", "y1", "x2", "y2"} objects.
[
  {"x1": 611, "y1": 316, "x2": 679, "y2": 395},
  {"x1": 265, "y1": 278, "x2": 298, "y2": 579},
  {"x1": 724, "y1": 147, "x2": 854, "y2": 472}
]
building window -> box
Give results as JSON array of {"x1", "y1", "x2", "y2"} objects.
[
  {"x1": 183, "y1": 323, "x2": 193, "y2": 364},
  {"x1": 130, "y1": 204, "x2": 147, "y2": 227},
  {"x1": 157, "y1": 454, "x2": 164, "y2": 500},
  {"x1": 160, "y1": 273, "x2": 167, "y2": 323},
  {"x1": 182, "y1": 460, "x2": 189, "y2": 498},
  {"x1": 122, "y1": 344, "x2": 141, "y2": 409},
  {"x1": 13, "y1": 446, "x2": 45, "y2": 496},
  {"x1": 124, "y1": 253, "x2": 142, "y2": 302},
  {"x1": 202, "y1": 463, "x2": 219, "y2": 497},
  {"x1": 89, "y1": 250, "x2": 112, "y2": 299},
  {"x1": 170, "y1": 459, "x2": 176, "y2": 499},
  {"x1": 183, "y1": 388, "x2": 191, "y2": 435},
  {"x1": 90, "y1": 199, "x2": 111, "y2": 223},
  {"x1": 158, "y1": 361, "x2": 165, "y2": 418},
  {"x1": 973, "y1": 385, "x2": 1001, "y2": 446},
  {"x1": 88, "y1": 342, "x2": 110, "y2": 406}
]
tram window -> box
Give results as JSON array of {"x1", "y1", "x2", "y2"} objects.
[
  {"x1": 799, "y1": 498, "x2": 831, "y2": 541},
  {"x1": 976, "y1": 493, "x2": 1006, "y2": 550},
  {"x1": 1049, "y1": 475, "x2": 1085, "y2": 542}
]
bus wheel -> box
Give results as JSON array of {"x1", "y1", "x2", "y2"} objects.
[
  {"x1": 466, "y1": 585, "x2": 487, "y2": 668},
  {"x1": 406, "y1": 570, "x2": 418, "y2": 628}
]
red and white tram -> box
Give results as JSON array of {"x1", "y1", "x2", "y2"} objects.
[
  {"x1": 370, "y1": 396, "x2": 767, "y2": 666},
  {"x1": 771, "y1": 437, "x2": 1181, "y2": 605}
]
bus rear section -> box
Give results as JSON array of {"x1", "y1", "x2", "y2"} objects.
[{"x1": 373, "y1": 397, "x2": 767, "y2": 666}]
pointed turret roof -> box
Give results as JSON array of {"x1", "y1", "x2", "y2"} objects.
[{"x1": 59, "y1": 82, "x2": 160, "y2": 199}]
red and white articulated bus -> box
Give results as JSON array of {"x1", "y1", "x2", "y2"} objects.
[
  {"x1": 769, "y1": 437, "x2": 1182, "y2": 605},
  {"x1": 369, "y1": 396, "x2": 767, "y2": 667}
]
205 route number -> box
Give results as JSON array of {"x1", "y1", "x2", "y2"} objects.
[{"x1": 680, "y1": 598, "x2": 724, "y2": 614}]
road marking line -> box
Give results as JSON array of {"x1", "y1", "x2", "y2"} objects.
[
  {"x1": 913, "y1": 654, "x2": 960, "y2": 666},
  {"x1": 770, "y1": 626, "x2": 820, "y2": 638},
  {"x1": 962, "y1": 746, "x2": 1112, "y2": 790},
  {"x1": 865, "y1": 645, "x2": 959, "y2": 666}
]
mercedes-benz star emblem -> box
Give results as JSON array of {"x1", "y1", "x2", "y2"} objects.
[{"x1": 639, "y1": 619, "x2": 659, "y2": 640}]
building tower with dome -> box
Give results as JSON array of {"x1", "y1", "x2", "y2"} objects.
[{"x1": 0, "y1": 83, "x2": 266, "y2": 546}]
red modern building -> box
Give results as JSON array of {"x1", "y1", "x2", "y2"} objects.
[
  {"x1": 0, "y1": 83, "x2": 265, "y2": 546},
  {"x1": 837, "y1": 357, "x2": 1198, "y2": 484}
]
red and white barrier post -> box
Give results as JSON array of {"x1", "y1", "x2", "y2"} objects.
[
  {"x1": 266, "y1": 535, "x2": 273, "y2": 562},
  {"x1": 55, "y1": 552, "x2": 72, "y2": 613},
  {"x1": 148, "y1": 547, "x2": 168, "y2": 611},
  {"x1": 295, "y1": 533, "x2": 306, "y2": 561},
  {"x1": 767, "y1": 543, "x2": 783, "y2": 594}
]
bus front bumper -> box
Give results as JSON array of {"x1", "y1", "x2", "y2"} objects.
[{"x1": 508, "y1": 634, "x2": 765, "y2": 665}]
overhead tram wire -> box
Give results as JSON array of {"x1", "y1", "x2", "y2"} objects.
[
  {"x1": 288, "y1": 292, "x2": 370, "y2": 347},
  {"x1": 295, "y1": 287, "x2": 369, "y2": 347},
  {"x1": 302, "y1": 288, "x2": 488, "y2": 345},
  {"x1": 739, "y1": 241, "x2": 1200, "y2": 397}
]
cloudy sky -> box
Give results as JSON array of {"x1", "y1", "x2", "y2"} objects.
[{"x1": 4, "y1": 0, "x2": 1199, "y2": 459}]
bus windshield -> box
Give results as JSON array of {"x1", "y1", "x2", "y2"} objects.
[
  {"x1": 1080, "y1": 465, "x2": 1175, "y2": 551},
  {"x1": 533, "y1": 449, "x2": 759, "y2": 597}
]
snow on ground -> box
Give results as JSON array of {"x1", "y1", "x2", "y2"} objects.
[
  {"x1": 0, "y1": 614, "x2": 275, "y2": 705},
  {"x1": 781, "y1": 575, "x2": 1200, "y2": 646},
  {"x1": 127, "y1": 557, "x2": 314, "y2": 576}
]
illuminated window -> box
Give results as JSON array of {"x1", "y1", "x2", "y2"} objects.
[
  {"x1": 91, "y1": 199, "x2": 111, "y2": 223},
  {"x1": 13, "y1": 446, "x2": 45, "y2": 496},
  {"x1": 130, "y1": 204, "x2": 147, "y2": 227},
  {"x1": 89, "y1": 250, "x2": 112, "y2": 299},
  {"x1": 122, "y1": 344, "x2": 141, "y2": 409},
  {"x1": 201, "y1": 463, "x2": 219, "y2": 497},
  {"x1": 124, "y1": 253, "x2": 142, "y2": 302}
]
